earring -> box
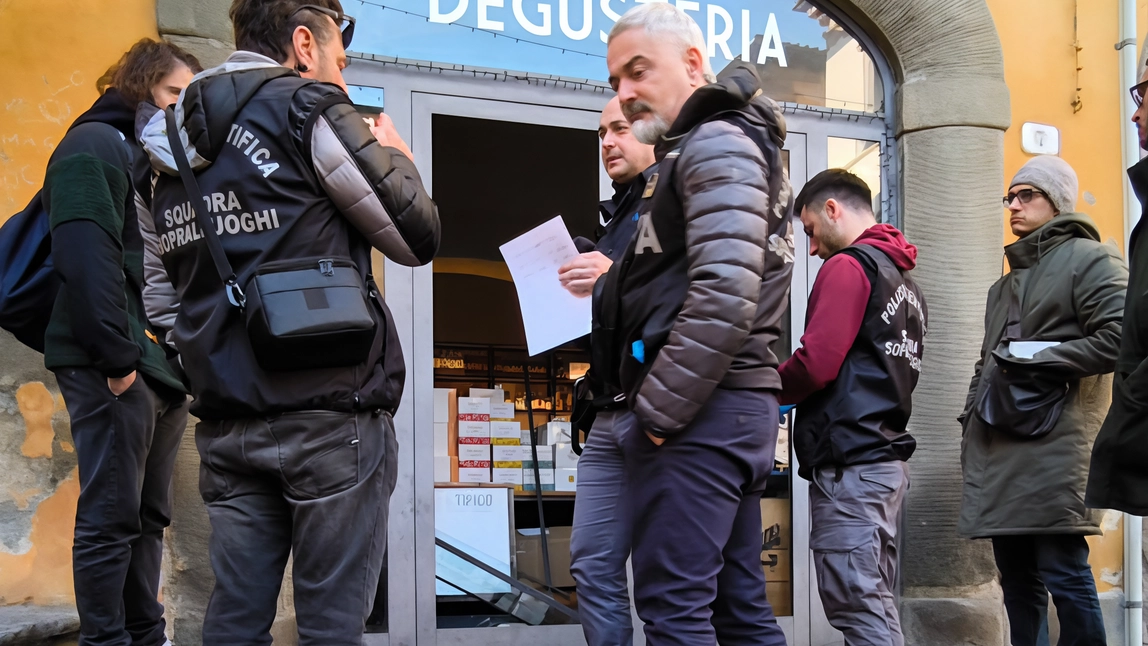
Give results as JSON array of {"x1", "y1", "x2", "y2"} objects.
[{"x1": 296, "y1": 63, "x2": 309, "y2": 73}]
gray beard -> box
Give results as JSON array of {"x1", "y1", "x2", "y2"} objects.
[{"x1": 631, "y1": 113, "x2": 670, "y2": 145}]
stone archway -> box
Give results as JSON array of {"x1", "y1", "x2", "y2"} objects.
[{"x1": 831, "y1": 1, "x2": 1011, "y2": 642}]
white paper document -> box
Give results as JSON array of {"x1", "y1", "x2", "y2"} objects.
[
  {"x1": 499, "y1": 216, "x2": 591, "y2": 356},
  {"x1": 1008, "y1": 340, "x2": 1061, "y2": 359}
]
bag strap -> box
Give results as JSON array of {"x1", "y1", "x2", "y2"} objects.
[{"x1": 163, "y1": 107, "x2": 245, "y2": 309}]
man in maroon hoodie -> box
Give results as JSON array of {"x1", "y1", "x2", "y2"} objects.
[{"x1": 780, "y1": 169, "x2": 927, "y2": 645}]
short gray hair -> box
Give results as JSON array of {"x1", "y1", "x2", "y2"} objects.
[{"x1": 609, "y1": 2, "x2": 716, "y2": 83}]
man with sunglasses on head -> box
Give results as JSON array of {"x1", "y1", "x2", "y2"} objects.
[
  {"x1": 140, "y1": 1, "x2": 439, "y2": 643},
  {"x1": 959, "y1": 155, "x2": 1125, "y2": 646},
  {"x1": 1087, "y1": 67, "x2": 1148, "y2": 523}
]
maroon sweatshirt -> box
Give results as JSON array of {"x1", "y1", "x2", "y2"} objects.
[{"x1": 779, "y1": 223, "x2": 919, "y2": 405}]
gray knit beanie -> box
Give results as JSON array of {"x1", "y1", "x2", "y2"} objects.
[{"x1": 1009, "y1": 155, "x2": 1079, "y2": 214}]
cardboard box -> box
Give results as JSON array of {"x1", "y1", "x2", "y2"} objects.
[
  {"x1": 762, "y1": 548, "x2": 790, "y2": 582},
  {"x1": 433, "y1": 388, "x2": 458, "y2": 456},
  {"x1": 544, "y1": 421, "x2": 572, "y2": 445},
  {"x1": 433, "y1": 422, "x2": 449, "y2": 457},
  {"x1": 492, "y1": 445, "x2": 523, "y2": 465},
  {"x1": 433, "y1": 455, "x2": 450, "y2": 482},
  {"x1": 459, "y1": 443, "x2": 491, "y2": 462},
  {"x1": 459, "y1": 421, "x2": 490, "y2": 440},
  {"x1": 458, "y1": 461, "x2": 491, "y2": 483},
  {"x1": 469, "y1": 388, "x2": 505, "y2": 402},
  {"x1": 554, "y1": 443, "x2": 579, "y2": 469},
  {"x1": 493, "y1": 467, "x2": 524, "y2": 487},
  {"x1": 458, "y1": 397, "x2": 491, "y2": 421},
  {"x1": 766, "y1": 581, "x2": 792, "y2": 617},
  {"x1": 490, "y1": 402, "x2": 516, "y2": 420},
  {"x1": 523, "y1": 445, "x2": 554, "y2": 470},
  {"x1": 555, "y1": 467, "x2": 577, "y2": 492},
  {"x1": 516, "y1": 526, "x2": 575, "y2": 587},
  {"x1": 523, "y1": 468, "x2": 555, "y2": 491},
  {"x1": 760, "y1": 497, "x2": 792, "y2": 550},
  {"x1": 491, "y1": 421, "x2": 522, "y2": 441},
  {"x1": 433, "y1": 388, "x2": 457, "y2": 423}
]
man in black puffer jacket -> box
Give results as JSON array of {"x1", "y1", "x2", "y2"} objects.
[
  {"x1": 140, "y1": 1, "x2": 439, "y2": 643},
  {"x1": 601, "y1": 3, "x2": 793, "y2": 644}
]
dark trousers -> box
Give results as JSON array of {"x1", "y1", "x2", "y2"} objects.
[
  {"x1": 55, "y1": 368, "x2": 188, "y2": 646},
  {"x1": 623, "y1": 389, "x2": 787, "y2": 646},
  {"x1": 196, "y1": 410, "x2": 398, "y2": 646},
  {"x1": 992, "y1": 535, "x2": 1107, "y2": 646}
]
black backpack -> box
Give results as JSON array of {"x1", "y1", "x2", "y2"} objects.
[{"x1": 0, "y1": 191, "x2": 58, "y2": 352}]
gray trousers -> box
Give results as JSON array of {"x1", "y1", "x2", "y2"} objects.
[
  {"x1": 195, "y1": 410, "x2": 398, "y2": 646},
  {"x1": 810, "y1": 461, "x2": 909, "y2": 646},
  {"x1": 570, "y1": 409, "x2": 640, "y2": 646}
]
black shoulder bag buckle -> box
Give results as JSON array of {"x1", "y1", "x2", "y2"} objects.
[{"x1": 163, "y1": 107, "x2": 377, "y2": 372}]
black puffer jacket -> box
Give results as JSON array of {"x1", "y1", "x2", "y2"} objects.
[
  {"x1": 605, "y1": 65, "x2": 794, "y2": 437},
  {"x1": 141, "y1": 52, "x2": 439, "y2": 419}
]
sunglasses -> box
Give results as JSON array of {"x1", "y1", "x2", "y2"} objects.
[
  {"x1": 1002, "y1": 188, "x2": 1049, "y2": 208},
  {"x1": 292, "y1": 4, "x2": 356, "y2": 50},
  {"x1": 1131, "y1": 79, "x2": 1148, "y2": 108}
]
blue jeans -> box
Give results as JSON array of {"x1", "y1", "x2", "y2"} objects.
[
  {"x1": 991, "y1": 535, "x2": 1106, "y2": 646},
  {"x1": 571, "y1": 409, "x2": 635, "y2": 646}
]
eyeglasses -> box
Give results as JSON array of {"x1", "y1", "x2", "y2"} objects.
[
  {"x1": 1131, "y1": 79, "x2": 1148, "y2": 107},
  {"x1": 292, "y1": 4, "x2": 356, "y2": 50},
  {"x1": 1002, "y1": 188, "x2": 1049, "y2": 207}
]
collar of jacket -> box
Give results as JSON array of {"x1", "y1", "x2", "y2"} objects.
[
  {"x1": 1004, "y1": 211, "x2": 1101, "y2": 269},
  {"x1": 653, "y1": 64, "x2": 787, "y2": 160},
  {"x1": 71, "y1": 88, "x2": 137, "y2": 142},
  {"x1": 140, "y1": 51, "x2": 300, "y2": 175},
  {"x1": 1130, "y1": 156, "x2": 1148, "y2": 210},
  {"x1": 599, "y1": 164, "x2": 656, "y2": 223}
]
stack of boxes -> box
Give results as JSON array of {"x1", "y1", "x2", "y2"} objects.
[
  {"x1": 491, "y1": 402, "x2": 525, "y2": 490},
  {"x1": 431, "y1": 392, "x2": 580, "y2": 491},
  {"x1": 457, "y1": 396, "x2": 492, "y2": 483},
  {"x1": 433, "y1": 388, "x2": 458, "y2": 482},
  {"x1": 760, "y1": 497, "x2": 792, "y2": 617}
]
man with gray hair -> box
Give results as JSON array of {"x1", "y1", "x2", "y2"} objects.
[{"x1": 598, "y1": 3, "x2": 792, "y2": 643}]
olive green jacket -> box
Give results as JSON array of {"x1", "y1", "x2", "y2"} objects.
[{"x1": 958, "y1": 213, "x2": 1127, "y2": 538}]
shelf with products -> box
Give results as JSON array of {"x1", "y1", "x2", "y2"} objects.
[{"x1": 433, "y1": 343, "x2": 589, "y2": 415}]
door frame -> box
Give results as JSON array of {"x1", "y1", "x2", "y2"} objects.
[{"x1": 346, "y1": 60, "x2": 893, "y2": 646}]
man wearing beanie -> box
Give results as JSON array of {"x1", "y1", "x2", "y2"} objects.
[{"x1": 959, "y1": 155, "x2": 1126, "y2": 646}]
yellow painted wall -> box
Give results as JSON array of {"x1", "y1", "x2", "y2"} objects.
[
  {"x1": 988, "y1": 0, "x2": 1131, "y2": 250},
  {"x1": 0, "y1": 0, "x2": 156, "y2": 607},
  {"x1": 987, "y1": 0, "x2": 1145, "y2": 595},
  {"x1": 0, "y1": 0, "x2": 158, "y2": 218}
]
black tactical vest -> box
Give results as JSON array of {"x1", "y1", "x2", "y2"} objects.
[
  {"x1": 151, "y1": 74, "x2": 404, "y2": 420},
  {"x1": 793, "y1": 243, "x2": 927, "y2": 480}
]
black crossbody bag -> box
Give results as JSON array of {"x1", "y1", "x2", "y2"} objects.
[
  {"x1": 163, "y1": 107, "x2": 377, "y2": 371},
  {"x1": 973, "y1": 284, "x2": 1069, "y2": 440}
]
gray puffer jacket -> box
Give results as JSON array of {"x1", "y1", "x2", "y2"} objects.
[{"x1": 608, "y1": 65, "x2": 794, "y2": 437}]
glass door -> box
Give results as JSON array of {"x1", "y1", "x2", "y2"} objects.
[
  {"x1": 786, "y1": 110, "x2": 888, "y2": 646},
  {"x1": 410, "y1": 91, "x2": 609, "y2": 646}
]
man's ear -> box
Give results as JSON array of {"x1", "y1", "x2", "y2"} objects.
[
  {"x1": 684, "y1": 46, "x2": 707, "y2": 85},
  {"x1": 291, "y1": 25, "x2": 317, "y2": 74},
  {"x1": 823, "y1": 198, "x2": 842, "y2": 223}
]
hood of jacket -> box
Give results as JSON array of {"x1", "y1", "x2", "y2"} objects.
[
  {"x1": 854, "y1": 223, "x2": 916, "y2": 271},
  {"x1": 141, "y1": 51, "x2": 297, "y2": 175},
  {"x1": 1005, "y1": 212, "x2": 1101, "y2": 270},
  {"x1": 655, "y1": 64, "x2": 786, "y2": 158},
  {"x1": 72, "y1": 88, "x2": 136, "y2": 142}
]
